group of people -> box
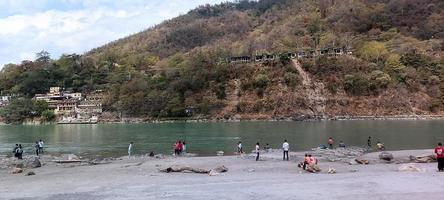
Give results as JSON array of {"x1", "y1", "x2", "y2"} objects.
[
  {"x1": 13, "y1": 144, "x2": 24, "y2": 159},
  {"x1": 298, "y1": 154, "x2": 319, "y2": 172},
  {"x1": 236, "y1": 140, "x2": 291, "y2": 162},
  {"x1": 12, "y1": 139, "x2": 45, "y2": 159},
  {"x1": 173, "y1": 141, "x2": 187, "y2": 156},
  {"x1": 34, "y1": 140, "x2": 44, "y2": 156}
]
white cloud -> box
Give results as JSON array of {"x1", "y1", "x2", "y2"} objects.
[{"x1": 0, "y1": 0, "x2": 231, "y2": 68}]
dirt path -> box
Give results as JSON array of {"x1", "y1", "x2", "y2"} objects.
[{"x1": 291, "y1": 59, "x2": 327, "y2": 116}]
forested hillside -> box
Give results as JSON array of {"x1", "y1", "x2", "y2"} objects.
[{"x1": 1, "y1": 0, "x2": 444, "y2": 121}]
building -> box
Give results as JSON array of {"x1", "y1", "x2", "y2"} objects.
[
  {"x1": 54, "y1": 100, "x2": 77, "y2": 115},
  {"x1": 33, "y1": 87, "x2": 104, "y2": 118}
]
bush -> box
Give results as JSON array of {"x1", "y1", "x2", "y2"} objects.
[
  {"x1": 284, "y1": 72, "x2": 300, "y2": 87},
  {"x1": 41, "y1": 110, "x2": 56, "y2": 122},
  {"x1": 344, "y1": 74, "x2": 369, "y2": 95},
  {"x1": 254, "y1": 74, "x2": 269, "y2": 89}
]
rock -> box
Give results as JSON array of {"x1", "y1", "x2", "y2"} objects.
[
  {"x1": 247, "y1": 169, "x2": 255, "y2": 173},
  {"x1": 25, "y1": 171, "x2": 36, "y2": 176},
  {"x1": 155, "y1": 154, "x2": 165, "y2": 159},
  {"x1": 327, "y1": 167, "x2": 336, "y2": 174},
  {"x1": 398, "y1": 163, "x2": 425, "y2": 172},
  {"x1": 11, "y1": 168, "x2": 23, "y2": 174},
  {"x1": 64, "y1": 154, "x2": 79, "y2": 161},
  {"x1": 409, "y1": 155, "x2": 436, "y2": 163},
  {"x1": 306, "y1": 165, "x2": 321, "y2": 173},
  {"x1": 379, "y1": 152, "x2": 394, "y2": 161},
  {"x1": 208, "y1": 166, "x2": 228, "y2": 176},
  {"x1": 25, "y1": 157, "x2": 41, "y2": 168},
  {"x1": 15, "y1": 163, "x2": 25, "y2": 168},
  {"x1": 355, "y1": 158, "x2": 369, "y2": 165},
  {"x1": 348, "y1": 159, "x2": 358, "y2": 165},
  {"x1": 216, "y1": 151, "x2": 224, "y2": 156},
  {"x1": 349, "y1": 169, "x2": 359, "y2": 173}
]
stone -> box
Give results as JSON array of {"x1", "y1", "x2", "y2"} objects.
[
  {"x1": 11, "y1": 168, "x2": 23, "y2": 174},
  {"x1": 216, "y1": 151, "x2": 224, "y2": 156},
  {"x1": 25, "y1": 171, "x2": 36, "y2": 176},
  {"x1": 409, "y1": 155, "x2": 436, "y2": 163},
  {"x1": 348, "y1": 159, "x2": 358, "y2": 165},
  {"x1": 306, "y1": 165, "x2": 321, "y2": 173},
  {"x1": 25, "y1": 157, "x2": 41, "y2": 168},
  {"x1": 15, "y1": 163, "x2": 25, "y2": 168},
  {"x1": 398, "y1": 163, "x2": 425, "y2": 172},
  {"x1": 379, "y1": 152, "x2": 394, "y2": 161},
  {"x1": 355, "y1": 158, "x2": 369, "y2": 165},
  {"x1": 327, "y1": 167, "x2": 336, "y2": 174}
]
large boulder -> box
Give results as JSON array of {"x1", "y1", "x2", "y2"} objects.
[
  {"x1": 25, "y1": 157, "x2": 41, "y2": 168},
  {"x1": 379, "y1": 152, "x2": 394, "y2": 161}
]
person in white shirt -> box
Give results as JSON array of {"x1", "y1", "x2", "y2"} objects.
[
  {"x1": 255, "y1": 142, "x2": 260, "y2": 161},
  {"x1": 38, "y1": 139, "x2": 44, "y2": 154},
  {"x1": 282, "y1": 139, "x2": 289, "y2": 161},
  {"x1": 128, "y1": 142, "x2": 133, "y2": 158},
  {"x1": 237, "y1": 141, "x2": 243, "y2": 154}
]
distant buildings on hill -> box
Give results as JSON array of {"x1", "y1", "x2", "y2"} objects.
[
  {"x1": 33, "y1": 87, "x2": 104, "y2": 121},
  {"x1": 228, "y1": 47, "x2": 353, "y2": 64}
]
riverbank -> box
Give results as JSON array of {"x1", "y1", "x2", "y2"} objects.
[
  {"x1": 1, "y1": 148, "x2": 443, "y2": 200},
  {"x1": 3, "y1": 114, "x2": 444, "y2": 125}
]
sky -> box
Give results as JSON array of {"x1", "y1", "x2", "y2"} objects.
[{"x1": 0, "y1": 0, "x2": 230, "y2": 68}]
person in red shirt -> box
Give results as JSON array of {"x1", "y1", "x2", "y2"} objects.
[{"x1": 435, "y1": 142, "x2": 444, "y2": 172}]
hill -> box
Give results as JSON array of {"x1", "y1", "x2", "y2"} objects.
[{"x1": 1, "y1": 0, "x2": 444, "y2": 122}]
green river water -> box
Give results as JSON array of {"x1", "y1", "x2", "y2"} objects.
[{"x1": 0, "y1": 120, "x2": 442, "y2": 157}]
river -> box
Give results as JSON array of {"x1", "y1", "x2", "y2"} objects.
[{"x1": 0, "y1": 120, "x2": 442, "y2": 157}]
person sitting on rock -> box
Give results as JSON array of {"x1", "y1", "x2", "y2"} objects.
[
  {"x1": 376, "y1": 141, "x2": 385, "y2": 150},
  {"x1": 298, "y1": 154, "x2": 310, "y2": 170}
]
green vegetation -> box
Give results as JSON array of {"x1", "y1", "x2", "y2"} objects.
[
  {"x1": 0, "y1": 98, "x2": 50, "y2": 124},
  {"x1": 0, "y1": 0, "x2": 443, "y2": 121}
]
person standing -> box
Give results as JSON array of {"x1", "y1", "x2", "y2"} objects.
[
  {"x1": 282, "y1": 140, "x2": 289, "y2": 161},
  {"x1": 255, "y1": 142, "x2": 260, "y2": 161},
  {"x1": 34, "y1": 141, "x2": 40, "y2": 156},
  {"x1": 16, "y1": 144, "x2": 23, "y2": 160},
  {"x1": 128, "y1": 142, "x2": 133, "y2": 158},
  {"x1": 237, "y1": 141, "x2": 243, "y2": 154},
  {"x1": 435, "y1": 143, "x2": 444, "y2": 172},
  {"x1": 38, "y1": 139, "x2": 44, "y2": 154},
  {"x1": 328, "y1": 137, "x2": 334, "y2": 149},
  {"x1": 178, "y1": 141, "x2": 184, "y2": 155},
  {"x1": 367, "y1": 136, "x2": 372, "y2": 148},
  {"x1": 13, "y1": 144, "x2": 19, "y2": 158},
  {"x1": 174, "y1": 141, "x2": 180, "y2": 156},
  {"x1": 182, "y1": 141, "x2": 187, "y2": 153}
]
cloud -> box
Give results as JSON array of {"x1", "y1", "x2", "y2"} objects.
[{"x1": 0, "y1": 0, "x2": 230, "y2": 68}]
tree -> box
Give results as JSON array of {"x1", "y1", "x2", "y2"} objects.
[
  {"x1": 36, "y1": 51, "x2": 51, "y2": 63},
  {"x1": 358, "y1": 41, "x2": 388, "y2": 63}
]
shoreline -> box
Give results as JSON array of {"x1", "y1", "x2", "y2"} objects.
[
  {"x1": 1, "y1": 148, "x2": 443, "y2": 199},
  {"x1": 5, "y1": 114, "x2": 444, "y2": 125}
]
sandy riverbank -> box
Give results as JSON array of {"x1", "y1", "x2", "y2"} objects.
[{"x1": 0, "y1": 149, "x2": 443, "y2": 200}]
